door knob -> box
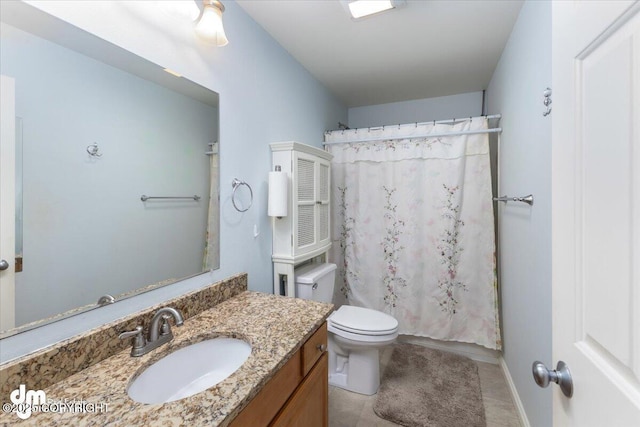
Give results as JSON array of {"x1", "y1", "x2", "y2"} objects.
[
  {"x1": 532, "y1": 360, "x2": 573, "y2": 398},
  {"x1": 0, "y1": 260, "x2": 9, "y2": 271}
]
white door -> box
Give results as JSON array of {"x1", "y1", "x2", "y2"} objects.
[
  {"x1": 552, "y1": 1, "x2": 640, "y2": 425},
  {"x1": 0, "y1": 75, "x2": 16, "y2": 331}
]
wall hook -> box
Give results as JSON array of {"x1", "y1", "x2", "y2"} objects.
[
  {"x1": 87, "y1": 142, "x2": 103, "y2": 157},
  {"x1": 543, "y1": 88, "x2": 552, "y2": 117}
]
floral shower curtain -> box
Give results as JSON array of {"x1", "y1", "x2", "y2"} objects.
[{"x1": 326, "y1": 118, "x2": 501, "y2": 350}]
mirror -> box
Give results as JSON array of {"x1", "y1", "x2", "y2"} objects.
[{"x1": 0, "y1": 3, "x2": 220, "y2": 338}]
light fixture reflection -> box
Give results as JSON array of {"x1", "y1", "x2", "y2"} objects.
[
  {"x1": 195, "y1": 0, "x2": 229, "y2": 46},
  {"x1": 163, "y1": 68, "x2": 183, "y2": 77}
]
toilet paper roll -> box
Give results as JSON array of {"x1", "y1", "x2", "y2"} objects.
[{"x1": 268, "y1": 171, "x2": 288, "y2": 217}]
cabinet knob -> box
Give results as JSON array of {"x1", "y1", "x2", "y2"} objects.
[{"x1": 317, "y1": 344, "x2": 327, "y2": 352}]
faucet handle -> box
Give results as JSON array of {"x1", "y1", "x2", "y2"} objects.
[
  {"x1": 119, "y1": 325, "x2": 146, "y2": 352},
  {"x1": 159, "y1": 314, "x2": 173, "y2": 337}
]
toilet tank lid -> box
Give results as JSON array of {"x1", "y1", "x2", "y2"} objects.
[{"x1": 294, "y1": 263, "x2": 337, "y2": 284}]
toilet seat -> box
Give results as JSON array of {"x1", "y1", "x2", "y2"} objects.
[{"x1": 328, "y1": 306, "x2": 399, "y2": 337}]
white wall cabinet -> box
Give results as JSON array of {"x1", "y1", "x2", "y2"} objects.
[{"x1": 270, "y1": 142, "x2": 332, "y2": 296}]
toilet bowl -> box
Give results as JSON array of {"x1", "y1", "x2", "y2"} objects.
[{"x1": 295, "y1": 263, "x2": 399, "y2": 395}]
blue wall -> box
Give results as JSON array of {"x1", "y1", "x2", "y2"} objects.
[
  {"x1": 486, "y1": 2, "x2": 552, "y2": 426},
  {"x1": 348, "y1": 91, "x2": 483, "y2": 128}
]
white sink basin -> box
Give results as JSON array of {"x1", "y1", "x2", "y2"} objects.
[{"x1": 127, "y1": 337, "x2": 251, "y2": 404}]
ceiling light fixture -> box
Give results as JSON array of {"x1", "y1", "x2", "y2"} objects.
[
  {"x1": 194, "y1": 0, "x2": 229, "y2": 46},
  {"x1": 340, "y1": 0, "x2": 406, "y2": 20}
]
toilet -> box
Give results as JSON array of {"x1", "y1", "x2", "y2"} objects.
[{"x1": 295, "y1": 262, "x2": 399, "y2": 395}]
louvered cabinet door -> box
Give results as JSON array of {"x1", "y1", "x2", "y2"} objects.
[
  {"x1": 294, "y1": 152, "x2": 318, "y2": 254},
  {"x1": 293, "y1": 152, "x2": 332, "y2": 256},
  {"x1": 316, "y1": 159, "x2": 330, "y2": 249}
]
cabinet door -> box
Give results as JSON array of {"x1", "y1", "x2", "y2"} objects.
[
  {"x1": 228, "y1": 350, "x2": 302, "y2": 427},
  {"x1": 294, "y1": 152, "x2": 318, "y2": 253},
  {"x1": 270, "y1": 353, "x2": 328, "y2": 427},
  {"x1": 293, "y1": 152, "x2": 331, "y2": 257},
  {"x1": 316, "y1": 158, "x2": 330, "y2": 249}
]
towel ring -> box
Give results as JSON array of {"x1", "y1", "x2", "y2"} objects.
[{"x1": 231, "y1": 178, "x2": 253, "y2": 212}]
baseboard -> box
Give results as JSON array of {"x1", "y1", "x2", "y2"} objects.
[
  {"x1": 397, "y1": 335, "x2": 500, "y2": 364},
  {"x1": 498, "y1": 356, "x2": 531, "y2": 427}
]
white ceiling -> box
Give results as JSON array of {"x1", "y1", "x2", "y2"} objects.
[{"x1": 235, "y1": 0, "x2": 523, "y2": 108}]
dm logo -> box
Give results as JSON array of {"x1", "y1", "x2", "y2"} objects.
[{"x1": 10, "y1": 384, "x2": 46, "y2": 420}]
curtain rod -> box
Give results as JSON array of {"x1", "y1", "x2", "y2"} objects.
[
  {"x1": 326, "y1": 114, "x2": 501, "y2": 134},
  {"x1": 323, "y1": 127, "x2": 502, "y2": 145},
  {"x1": 323, "y1": 114, "x2": 502, "y2": 145}
]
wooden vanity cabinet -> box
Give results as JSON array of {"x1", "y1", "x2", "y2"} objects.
[{"x1": 229, "y1": 323, "x2": 328, "y2": 427}]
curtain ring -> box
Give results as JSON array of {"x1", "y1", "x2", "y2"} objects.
[{"x1": 231, "y1": 178, "x2": 253, "y2": 212}]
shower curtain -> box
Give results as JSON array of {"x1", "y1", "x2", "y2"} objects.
[{"x1": 326, "y1": 118, "x2": 501, "y2": 350}]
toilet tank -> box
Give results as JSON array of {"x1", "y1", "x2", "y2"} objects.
[{"x1": 294, "y1": 263, "x2": 337, "y2": 303}]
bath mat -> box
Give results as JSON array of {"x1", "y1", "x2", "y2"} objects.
[{"x1": 373, "y1": 343, "x2": 486, "y2": 427}]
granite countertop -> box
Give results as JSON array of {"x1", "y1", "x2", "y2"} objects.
[{"x1": 3, "y1": 291, "x2": 333, "y2": 426}]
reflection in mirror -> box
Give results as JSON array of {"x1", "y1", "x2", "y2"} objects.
[{"x1": 0, "y1": 4, "x2": 220, "y2": 338}]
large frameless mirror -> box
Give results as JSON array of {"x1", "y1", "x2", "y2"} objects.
[{"x1": 0, "y1": 2, "x2": 220, "y2": 338}]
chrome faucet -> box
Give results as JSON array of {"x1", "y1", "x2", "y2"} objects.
[
  {"x1": 149, "y1": 307, "x2": 184, "y2": 342},
  {"x1": 119, "y1": 307, "x2": 184, "y2": 357}
]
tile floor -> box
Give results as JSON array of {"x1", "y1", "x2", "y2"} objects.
[{"x1": 328, "y1": 346, "x2": 522, "y2": 427}]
